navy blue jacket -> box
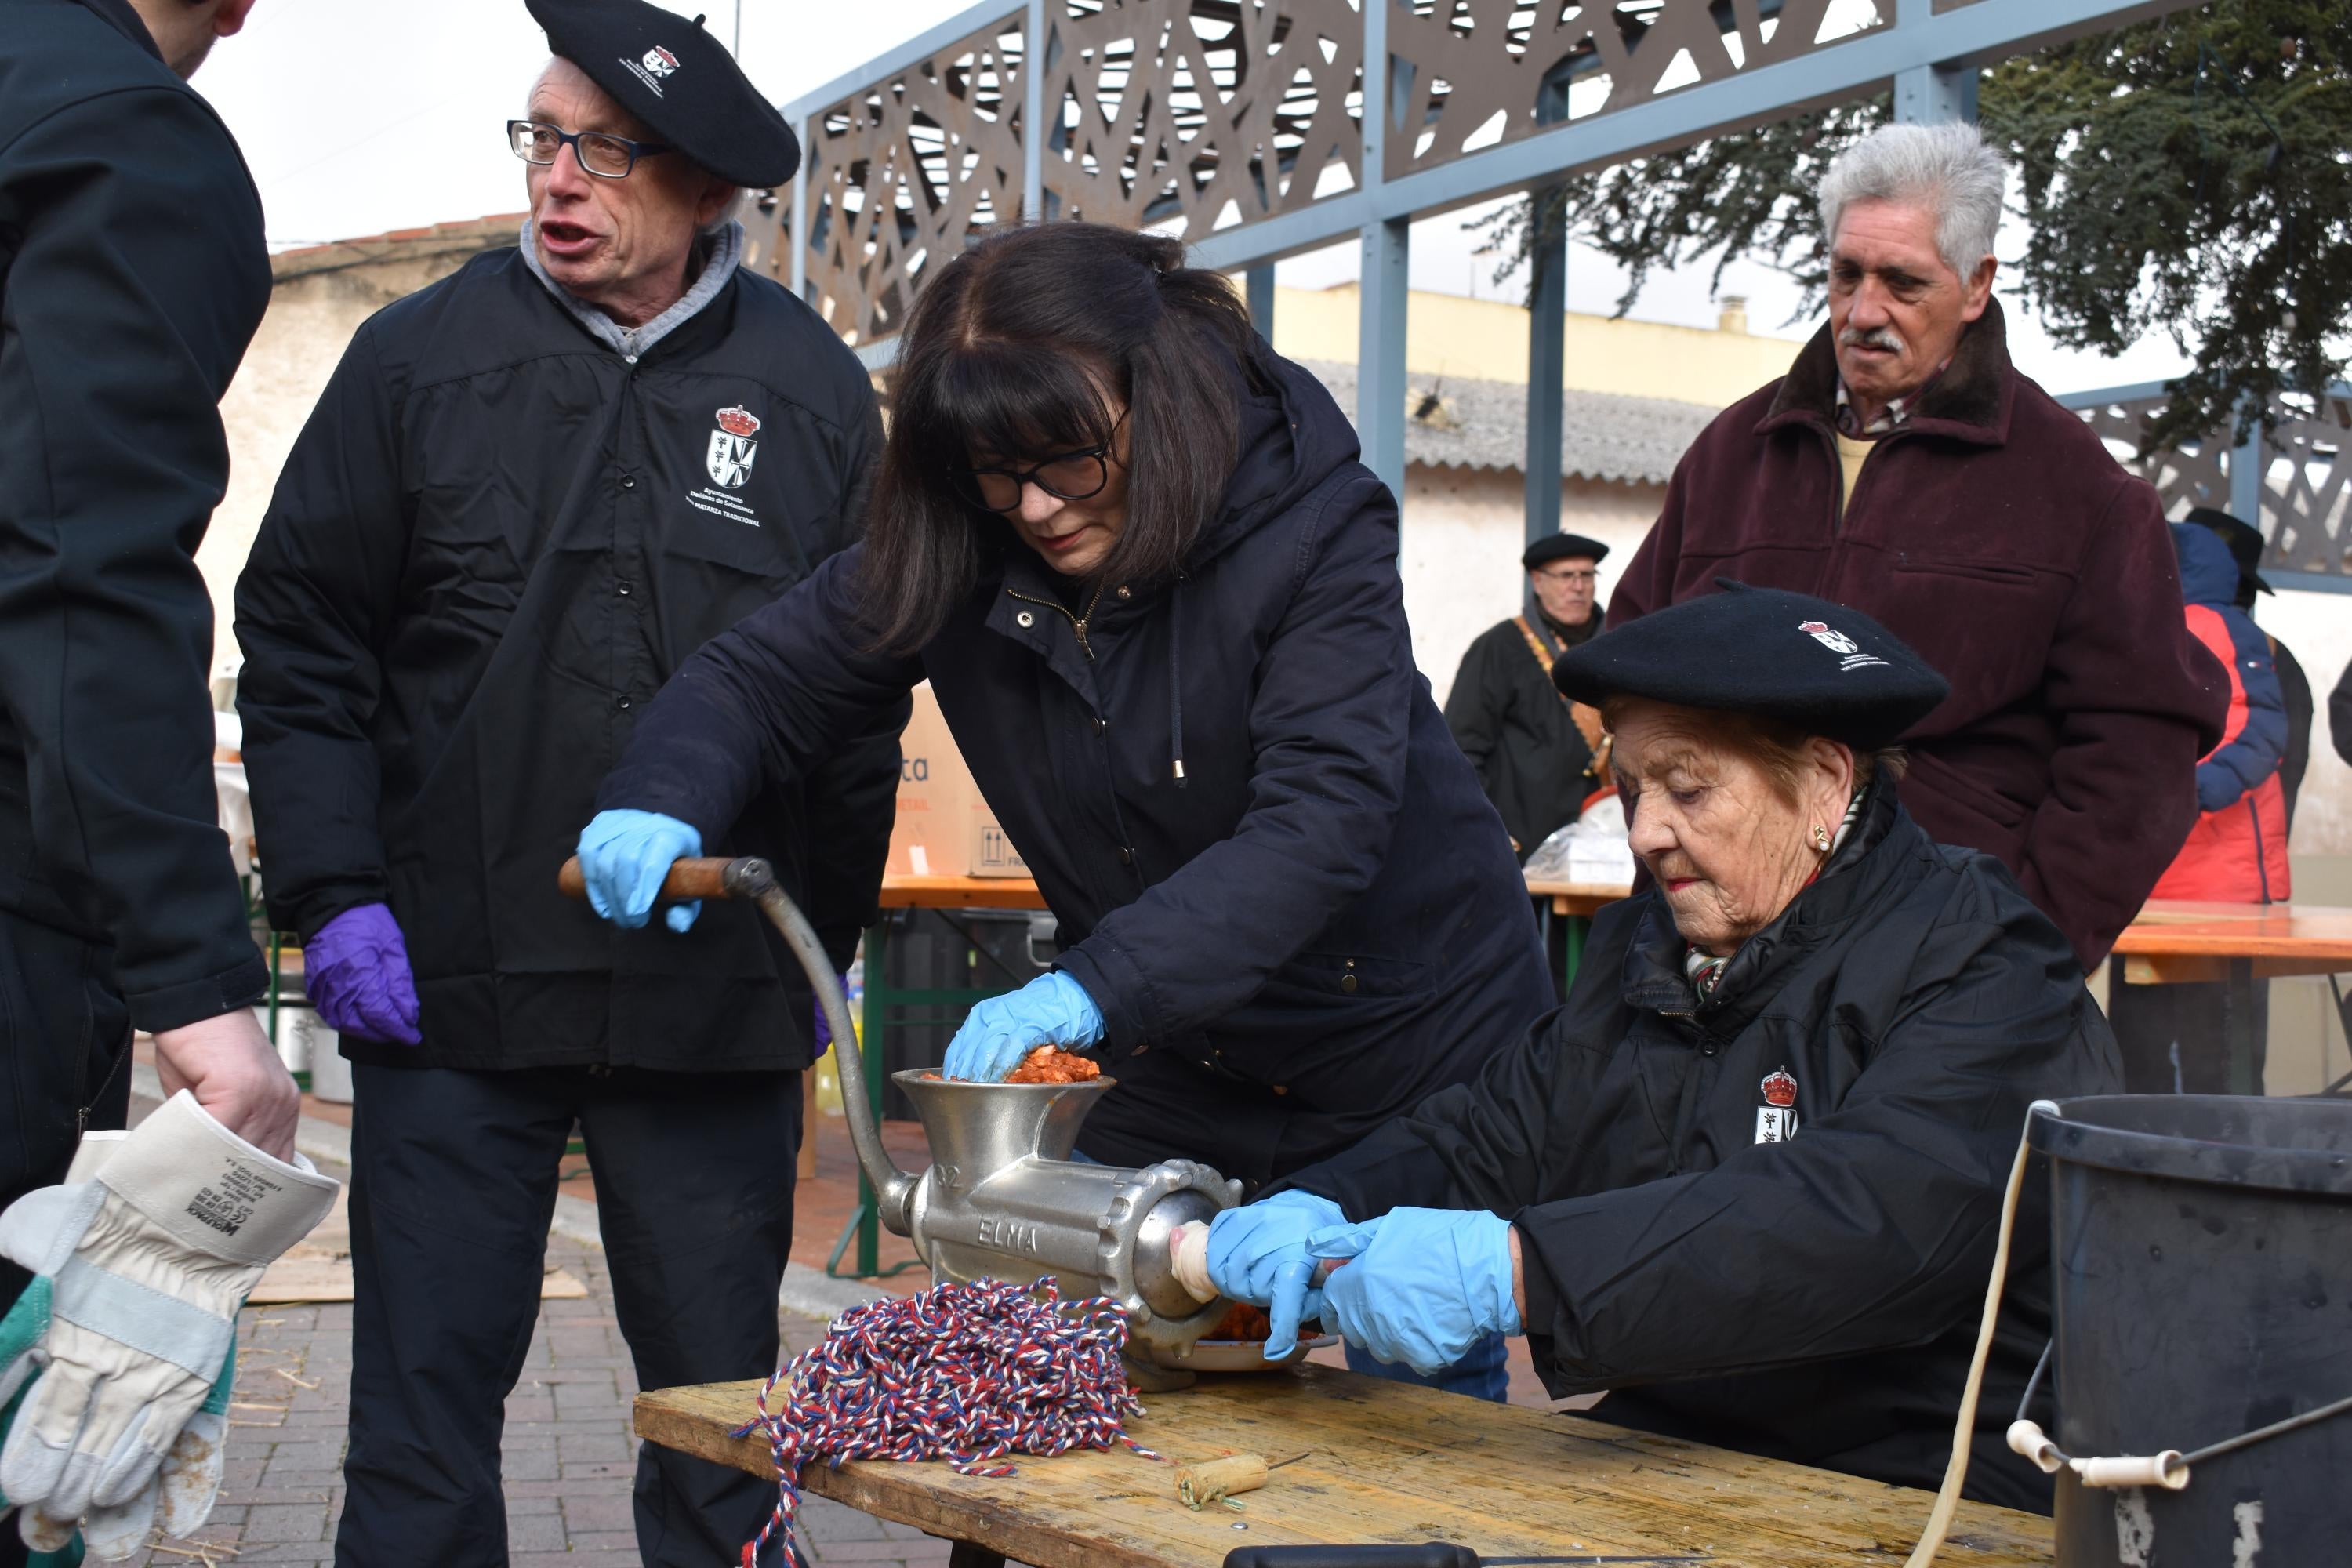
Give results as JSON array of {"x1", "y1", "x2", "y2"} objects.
[
  {"x1": 235, "y1": 247, "x2": 898, "y2": 1073},
  {"x1": 1285, "y1": 783, "x2": 2121, "y2": 1512},
  {"x1": 0, "y1": 0, "x2": 270, "y2": 1031},
  {"x1": 599, "y1": 343, "x2": 1554, "y2": 1185}
]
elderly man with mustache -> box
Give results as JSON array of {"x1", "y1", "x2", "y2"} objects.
[{"x1": 1609, "y1": 122, "x2": 2223, "y2": 972}]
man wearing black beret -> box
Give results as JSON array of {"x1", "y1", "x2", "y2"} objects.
[
  {"x1": 1445, "y1": 532, "x2": 1613, "y2": 861},
  {"x1": 233, "y1": 3, "x2": 904, "y2": 1562}
]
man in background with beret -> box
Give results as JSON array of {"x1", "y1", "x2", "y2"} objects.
[
  {"x1": 233, "y1": 3, "x2": 902, "y2": 1561},
  {"x1": 1445, "y1": 533, "x2": 1613, "y2": 862}
]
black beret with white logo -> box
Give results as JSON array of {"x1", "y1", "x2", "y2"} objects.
[
  {"x1": 526, "y1": 0, "x2": 799, "y2": 187},
  {"x1": 1551, "y1": 579, "x2": 1950, "y2": 750},
  {"x1": 1523, "y1": 532, "x2": 1610, "y2": 570}
]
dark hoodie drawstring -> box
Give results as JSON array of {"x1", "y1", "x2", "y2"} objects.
[{"x1": 1167, "y1": 576, "x2": 1188, "y2": 787}]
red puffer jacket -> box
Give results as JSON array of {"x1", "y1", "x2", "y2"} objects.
[{"x1": 2151, "y1": 526, "x2": 2291, "y2": 902}]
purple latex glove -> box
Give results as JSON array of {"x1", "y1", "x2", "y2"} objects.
[
  {"x1": 811, "y1": 975, "x2": 849, "y2": 1059},
  {"x1": 303, "y1": 902, "x2": 423, "y2": 1046}
]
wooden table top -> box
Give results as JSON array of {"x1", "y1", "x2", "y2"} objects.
[
  {"x1": 1523, "y1": 880, "x2": 1632, "y2": 918},
  {"x1": 2109, "y1": 899, "x2": 2352, "y2": 985},
  {"x1": 879, "y1": 874, "x2": 1048, "y2": 911},
  {"x1": 636, "y1": 1366, "x2": 2051, "y2": 1568}
]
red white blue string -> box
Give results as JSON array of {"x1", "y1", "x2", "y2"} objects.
[{"x1": 731, "y1": 1276, "x2": 1163, "y2": 1567}]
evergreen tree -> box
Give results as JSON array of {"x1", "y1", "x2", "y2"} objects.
[{"x1": 1479, "y1": 0, "x2": 2349, "y2": 448}]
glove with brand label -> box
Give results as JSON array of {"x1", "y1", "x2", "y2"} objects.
[
  {"x1": 1307, "y1": 1207, "x2": 1522, "y2": 1377},
  {"x1": 303, "y1": 902, "x2": 422, "y2": 1047},
  {"x1": 0, "y1": 1093, "x2": 337, "y2": 1533},
  {"x1": 940, "y1": 971, "x2": 1103, "y2": 1082},
  {"x1": 1205, "y1": 1192, "x2": 1346, "y2": 1359},
  {"x1": 576, "y1": 810, "x2": 703, "y2": 933}
]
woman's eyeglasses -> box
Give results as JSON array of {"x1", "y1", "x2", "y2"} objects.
[{"x1": 949, "y1": 412, "x2": 1129, "y2": 514}]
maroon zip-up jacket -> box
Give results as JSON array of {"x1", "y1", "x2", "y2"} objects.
[{"x1": 1608, "y1": 299, "x2": 2225, "y2": 970}]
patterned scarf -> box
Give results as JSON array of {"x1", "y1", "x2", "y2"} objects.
[
  {"x1": 1682, "y1": 791, "x2": 1867, "y2": 1001},
  {"x1": 1833, "y1": 358, "x2": 1949, "y2": 437}
]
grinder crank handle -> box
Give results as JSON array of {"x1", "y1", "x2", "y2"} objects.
[
  {"x1": 557, "y1": 854, "x2": 759, "y2": 904},
  {"x1": 554, "y1": 852, "x2": 920, "y2": 1234}
]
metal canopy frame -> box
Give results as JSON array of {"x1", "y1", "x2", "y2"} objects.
[
  {"x1": 2060, "y1": 381, "x2": 2352, "y2": 594},
  {"x1": 755, "y1": 0, "x2": 2256, "y2": 560}
]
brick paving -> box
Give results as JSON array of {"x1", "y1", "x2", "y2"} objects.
[
  {"x1": 120, "y1": 1225, "x2": 953, "y2": 1568},
  {"x1": 111, "y1": 1109, "x2": 956, "y2": 1568}
]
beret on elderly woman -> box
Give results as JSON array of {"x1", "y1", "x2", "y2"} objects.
[{"x1": 1208, "y1": 582, "x2": 2122, "y2": 1514}]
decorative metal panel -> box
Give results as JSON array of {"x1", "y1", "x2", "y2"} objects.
[
  {"x1": 752, "y1": 11, "x2": 1028, "y2": 347},
  {"x1": 1382, "y1": 0, "x2": 1896, "y2": 182},
  {"x1": 2266, "y1": 393, "x2": 2352, "y2": 579},
  {"x1": 2068, "y1": 391, "x2": 2233, "y2": 514},
  {"x1": 1036, "y1": 0, "x2": 1368, "y2": 235},
  {"x1": 2064, "y1": 390, "x2": 2352, "y2": 583}
]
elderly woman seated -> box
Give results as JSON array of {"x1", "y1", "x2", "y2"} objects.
[{"x1": 1207, "y1": 583, "x2": 2120, "y2": 1512}]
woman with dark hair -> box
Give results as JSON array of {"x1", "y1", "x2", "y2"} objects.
[{"x1": 573, "y1": 222, "x2": 1554, "y2": 1393}]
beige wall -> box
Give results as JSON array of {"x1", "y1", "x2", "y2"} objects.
[
  {"x1": 1399, "y1": 466, "x2": 1660, "y2": 710},
  {"x1": 2256, "y1": 589, "x2": 2352, "y2": 858},
  {"x1": 1270, "y1": 283, "x2": 1801, "y2": 408}
]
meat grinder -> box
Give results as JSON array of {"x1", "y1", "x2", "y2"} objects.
[{"x1": 558, "y1": 854, "x2": 1240, "y2": 1383}]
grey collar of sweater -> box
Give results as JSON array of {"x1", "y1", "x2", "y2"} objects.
[{"x1": 518, "y1": 219, "x2": 742, "y2": 361}]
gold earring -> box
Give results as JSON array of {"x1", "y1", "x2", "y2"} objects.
[{"x1": 1813, "y1": 822, "x2": 1831, "y2": 851}]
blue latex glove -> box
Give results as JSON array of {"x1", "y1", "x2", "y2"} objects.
[
  {"x1": 303, "y1": 902, "x2": 422, "y2": 1046},
  {"x1": 576, "y1": 810, "x2": 702, "y2": 933},
  {"x1": 940, "y1": 971, "x2": 1103, "y2": 1082},
  {"x1": 1308, "y1": 1207, "x2": 1523, "y2": 1377},
  {"x1": 1206, "y1": 1192, "x2": 1345, "y2": 1359}
]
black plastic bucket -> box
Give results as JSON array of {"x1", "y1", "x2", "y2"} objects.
[{"x1": 2030, "y1": 1095, "x2": 2352, "y2": 1566}]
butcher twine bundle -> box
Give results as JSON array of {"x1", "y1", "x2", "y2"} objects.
[{"x1": 731, "y1": 1275, "x2": 1164, "y2": 1567}]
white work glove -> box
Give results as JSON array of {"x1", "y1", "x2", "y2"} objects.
[
  {"x1": 19, "y1": 1129, "x2": 250, "y2": 1562},
  {"x1": 0, "y1": 1093, "x2": 336, "y2": 1549},
  {"x1": 0, "y1": 1128, "x2": 238, "y2": 1560}
]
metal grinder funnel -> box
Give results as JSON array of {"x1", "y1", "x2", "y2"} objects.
[
  {"x1": 555, "y1": 855, "x2": 1240, "y2": 1376},
  {"x1": 893, "y1": 1070, "x2": 1237, "y2": 1370}
]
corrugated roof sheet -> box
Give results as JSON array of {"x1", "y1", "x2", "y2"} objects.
[{"x1": 1299, "y1": 358, "x2": 1726, "y2": 488}]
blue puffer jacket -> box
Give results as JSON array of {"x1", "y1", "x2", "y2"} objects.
[
  {"x1": 2173, "y1": 524, "x2": 2285, "y2": 813},
  {"x1": 2151, "y1": 524, "x2": 2291, "y2": 902},
  {"x1": 596, "y1": 339, "x2": 1554, "y2": 1186}
]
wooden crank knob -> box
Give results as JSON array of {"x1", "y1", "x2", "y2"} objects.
[{"x1": 555, "y1": 855, "x2": 760, "y2": 903}]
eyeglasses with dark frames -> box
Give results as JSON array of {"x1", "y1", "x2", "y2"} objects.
[
  {"x1": 949, "y1": 412, "x2": 1130, "y2": 514},
  {"x1": 507, "y1": 119, "x2": 672, "y2": 180}
]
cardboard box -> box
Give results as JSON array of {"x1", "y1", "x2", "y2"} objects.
[{"x1": 886, "y1": 684, "x2": 1030, "y2": 879}]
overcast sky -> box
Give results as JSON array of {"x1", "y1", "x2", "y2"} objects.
[{"x1": 191, "y1": 0, "x2": 2194, "y2": 397}]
